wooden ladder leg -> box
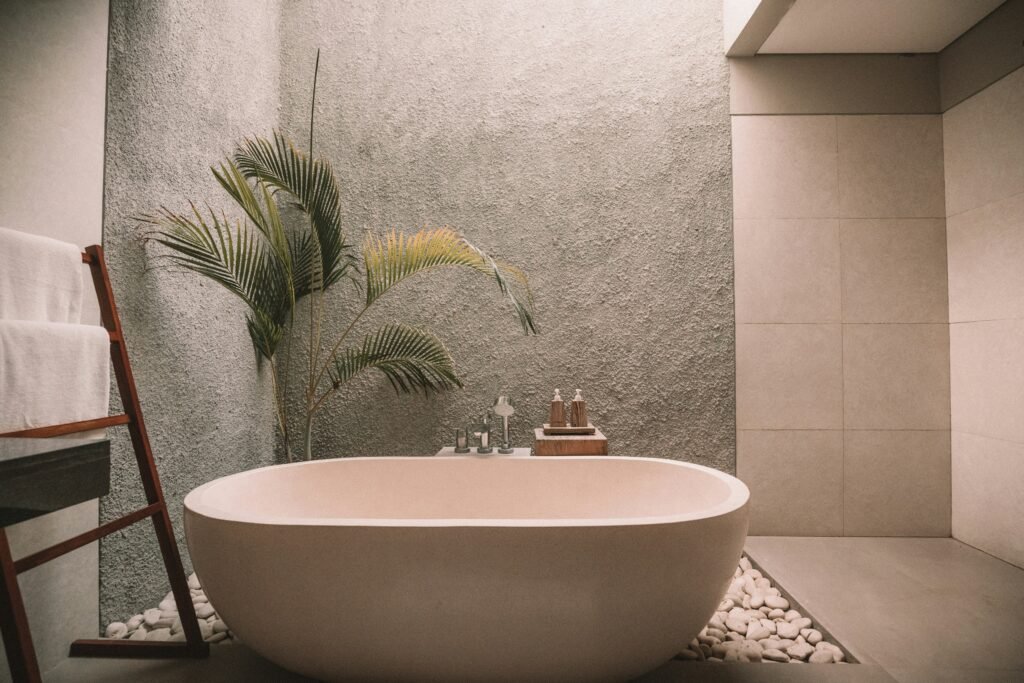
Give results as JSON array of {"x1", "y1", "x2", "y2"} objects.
[
  {"x1": 66, "y1": 246, "x2": 208, "y2": 660},
  {"x1": 0, "y1": 529, "x2": 41, "y2": 683}
]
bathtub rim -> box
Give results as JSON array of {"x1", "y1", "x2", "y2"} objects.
[{"x1": 183, "y1": 455, "x2": 749, "y2": 529}]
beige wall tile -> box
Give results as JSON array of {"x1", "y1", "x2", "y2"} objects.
[
  {"x1": 735, "y1": 218, "x2": 841, "y2": 323},
  {"x1": 952, "y1": 431, "x2": 1024, "y2": 569},
  {"x1": 838, "y1": 115, "x2": 946, "y2": 219},
  {"x1": 950, "y1": 319, "x2": 1024, "y2": 443},
  {"x1": 844, "y1": 430, "x2": 951, "y2": 537},
  {"x1": 943, "y1": 67, "x2": 1024, "y2": 216},
  {"x1": 840, "y1": 218, "x2": 949, "y2": 323},
  {"x1": 737, "y1": 429, "x2": 843, "y2": 536},
  {"x1": 737, "y1": 324, "x2": 843, "y2": 429},
  {"x1": 947, "y1": 192, "x2": 1024, "y2": 323},
  {"x1": 844, "y1": 324, "x2": 950, "y2": 430},
  {"x1": 732, "y1": 115, "x2": 838, "y2": 219}
]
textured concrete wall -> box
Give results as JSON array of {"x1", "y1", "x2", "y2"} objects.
[
  {"x1": 99, "y1": 0, "x2": 734, "y2": 624},
  {"x1": 101, "y1": 0, "x2": 280, "y2": 623},
  {"x1": 277, "y1": 1, "x2": 735, "y2": 469}
]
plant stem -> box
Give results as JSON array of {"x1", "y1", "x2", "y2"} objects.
[
  {"x1": 309, "y1": 302, "x2": 370, "y2": 396},
  {"x1": 302, "y1": 411, "x2": 314, "y2": 462},
  {"x1": 268, "y1": 358, "x2": 292, "y2": 463}
]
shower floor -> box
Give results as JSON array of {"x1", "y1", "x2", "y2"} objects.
[{"x1": 45, "y1": 537, "x2": 1024, "y2": 682}]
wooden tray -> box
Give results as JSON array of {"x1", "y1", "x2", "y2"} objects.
[{"x1": 542, "y1": 423, "x2": 596, "y2": 435}]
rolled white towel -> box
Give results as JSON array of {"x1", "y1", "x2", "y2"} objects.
[
  {"x1": 0, "y1": 226, "x2": 85, "y2": 324},
  {"x1": 0, "y1": 320, "x2": 110, "y2": 433}
]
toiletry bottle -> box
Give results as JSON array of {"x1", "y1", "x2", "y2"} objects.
[
  {"x1": 570, "y1": 389, "x2": 588, "y2": 428},
  {"x1": 549, "y1": 388, "x2": 566, "y2": 427},
  {"x1": 477, "y1": 411, "x2": 493, "y2": 454}
]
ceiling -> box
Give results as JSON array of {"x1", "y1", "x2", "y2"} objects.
[{"x1": 758, "y1": 0, "x2": 1006, "y2": 54}]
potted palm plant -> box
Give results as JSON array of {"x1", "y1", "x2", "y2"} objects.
[{"x1": 143, "y1": 61, "x2": 535, "y2": 461}]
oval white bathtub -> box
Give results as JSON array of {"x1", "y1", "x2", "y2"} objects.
[{"x1": 183, "y1": 456, "x2": 749, "y2": 682}]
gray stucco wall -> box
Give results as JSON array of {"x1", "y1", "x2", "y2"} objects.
[
  {"x1": 100, "y1": 0, "x2": 281, "y2": 623},
  {"x1": 100, "y1": 0, "x2": 733, "y2": 623},
  {"x1": 277, "y1": 0, "x2": 735, "y2": 468}
]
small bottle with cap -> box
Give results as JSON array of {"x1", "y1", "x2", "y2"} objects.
[
  {"x1": 548, "y1": 388, "x2": 566, "y2": 428},
  {"x1": 570, "y1": 389, "x2": 588, "y2": 428}
]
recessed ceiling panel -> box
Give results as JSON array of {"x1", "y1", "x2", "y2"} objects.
[{"x1": 758, "y1": 0, "x2": 1006, "y2": 54}]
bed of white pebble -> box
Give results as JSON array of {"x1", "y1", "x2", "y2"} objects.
[
  {"x1": 677, "y1": 555, "x2": 847, "y2": 664},
  {"x1": 102, "y1": 572, "x2": 234, "y2": 646},
  {"x1": 104, "y1": 556, "x2": 847, "y2": 665}
]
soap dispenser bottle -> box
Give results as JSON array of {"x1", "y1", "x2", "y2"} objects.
[
  {"x1": 548, "y1": 389, "x2": 566, "y2": 427},
  {"x1": 570, "y1": 389, "x2": 588, "y2": 428}
]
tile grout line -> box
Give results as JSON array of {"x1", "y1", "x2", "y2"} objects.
[{"x1": 835, "y1": 114, "x2": 846, "y2": 538}]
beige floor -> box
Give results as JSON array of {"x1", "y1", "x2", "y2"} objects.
[{"x1": 44, "y1": 537, "x2": 1023, "y2": 682}]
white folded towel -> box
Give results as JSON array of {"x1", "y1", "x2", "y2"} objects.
[
  {"x1": 0, "y1": 320, "x2": 110, "y2": 433},
  {"x1": 0, "y1": 226, "x2": 85, "y2": 324}
]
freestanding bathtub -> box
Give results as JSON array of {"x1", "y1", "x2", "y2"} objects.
[{"x1": 184, "y1": 456, "x2": 749, "y2": 682}]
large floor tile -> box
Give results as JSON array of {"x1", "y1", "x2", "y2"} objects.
[
  {"x1": 732, "y1": 116, "x2": 838, "y2": 219},
  {"x1": 843, "y1": 430, "x2": 950, "y2": 537},
  {"x1": 734, "y1": 218, "x2": 841, "y2": 323},
  {"x1": 843, "y1": 324, "x2": 950, "y2": 430},
  {"x1": 947, "y1": 191, "x2": 1024, "y2": 323},
  {"x1": 737, "y1": 430, "x2": 843, "y2": 536},
  {"x1": 943, "y1": 67, "x2": 1024, "y2": 217},
  {"x1": 950, "y1": 319, "x2": 1024, "y2": 443},
  {"x1": 745, "y1": 537, "x2": 1024, "y2": 675},
  {"x1": 952, "y1": 431, "x2": 1024, "y2": 569},
  {"x1": 837, "y1": 116, "x2": 945, "y2": 219},
  {"x1": 840, "y1": 219, "x2": 948, "y2": 324},
  {"x1": 737, "y1": 324, "x2": 843, "y2": 430}
]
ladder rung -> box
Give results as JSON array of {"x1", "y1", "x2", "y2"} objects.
[
  {"x1": 14, "y1": 502, "x2": 163, "y2": 574},
  {"x1": 0, "y1": 414, "x2": 131, "y2": 438}
]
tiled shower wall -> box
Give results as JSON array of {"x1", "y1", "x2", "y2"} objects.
[
  {"x1": 733, "y1": 113, "x2": 951, "y2": 536},
  {"x1": 944, "y1": 66, "x2": 1024, "y2": 567}
]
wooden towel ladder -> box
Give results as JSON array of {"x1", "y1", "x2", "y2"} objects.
[{"x1": 0, "y1": 245, "x2": 209, "y2": 683}]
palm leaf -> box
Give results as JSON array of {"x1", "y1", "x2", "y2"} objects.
[
  {"x1": 142, "y1": 203, "x2": 291, "y2": 361},
  {"x1": 327, "y1": 324, "x2": 462, "y2": 395},
  {"x1": 232, "y1": 132, "x2": 358, "y2": 295},
  {"x1": 363, "y1": 227, "x2": 537, "y2": 334}
]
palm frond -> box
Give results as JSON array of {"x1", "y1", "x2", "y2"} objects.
[
  {"x1": 141, "y1": 204, "x2": 291, "y2": 361},
  {"x1": 363, "y1": 227, "x2": 537, "y2": 334},
  {"x1": 232, "y1": 132, "x2": 358, "y2": 294},
  {"x1": 327, "y1": 324, "x2": 462, "y2": 395}
]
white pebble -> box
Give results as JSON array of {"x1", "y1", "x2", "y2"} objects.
[
  {"x1": 725, "y1": 616, "x2": 748, "y2": 634},
  {"x1": 792, "y1": 617, "x2": 812, "y2": 630},
  {"x1": 129, "y1": 627, "x2": 147, "y2": 641},
  {"x1": 195, "y1": 603, "x2": 215, "y2": 619},
  {"x1": 776, "y1": 621, "x2": 800, "y2": 640},
  {"x1": 747, "y1": 624, "x2": 771, "y2": 641},
  {"x1": 205, "y1": 631, "x2": 228, "y2": 644},
  {"x1": 739, "y1": 556, "x2": 752, "y2": 572},
  {"x1": 809, "y1": 650, "x2": 835, "y2": 664},
  {"x1": 784, "y1": 609, "x2": 802, "y2": 622},
  {"x1": 158, "y1": 598, "x2": 176, "y2": 612},
  {"x1": 105, "y1": 622, "x2": 127, "y2": 639},
  {"x1": 786, "y1": 642, "x2": 814, "y2": 661},
  {"x1": 143, "y1": 608, "x2": 161, "y2": 627},
  {"x1": 126, "y1": 614, "x2": 144, "y2": 631},
  {"x1": 763, "y1": 648, "x2": 790, "y2": 663},
  {"x1": 145, "y1": 627, "x2": 171, "y2": 642},
  {"x1": 187, "y1": 573, "x2": 201, "y2": 590},
  {"x1": 212, "y1": 619, "x2": 229, "y2": 634},
  {"x1": 764, "y1": 595, "x2": 789, "y2": 610}
]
